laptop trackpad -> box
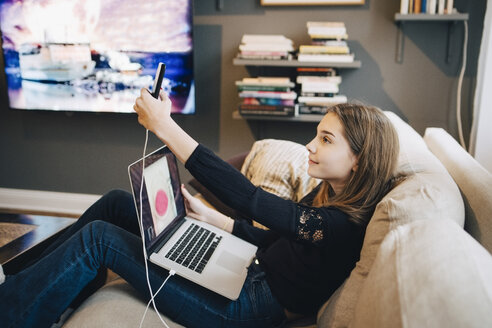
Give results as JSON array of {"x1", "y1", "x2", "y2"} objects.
[{"x1": 216, "y1": 251, "x2": 247, "y2": 275}]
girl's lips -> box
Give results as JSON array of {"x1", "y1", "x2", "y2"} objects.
[{"x1": 308, "y1": 158, "x2": 318, "y2": 165}]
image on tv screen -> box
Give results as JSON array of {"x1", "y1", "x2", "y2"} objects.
[{"x1": 0, "y1": 0, "x2": 194, "y2": 114}]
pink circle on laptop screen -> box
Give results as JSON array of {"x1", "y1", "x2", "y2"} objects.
[{"x1": 155, "y1": 189, "x2": 169, "y2": 216}]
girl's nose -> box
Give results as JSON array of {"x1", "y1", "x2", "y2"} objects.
[{"x1": 306, "y1": 140, "x2": 316, "y2": 153}]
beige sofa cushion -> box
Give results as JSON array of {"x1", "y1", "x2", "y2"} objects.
[
  {"x1": 64, "y1": 279, "x2": 184, "y2": 328},
  {"x1": 318, "y1": 112, "x2": 465, "y2": 327},
  {"x1": 424, "y1": 127, "x2": 492, "y2": 254},
  {"x1": 351, "y1": 219, "x2": 492, "y2": 328}
]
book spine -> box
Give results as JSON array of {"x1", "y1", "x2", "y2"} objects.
[
  {"x1": 239, "y1": 104, "x2": 297, "y2": 117},
  {"x1": 438, "y1": 0, "x2": 445, "y2": 14},
  {"x1": 301, "y1": 83, "x2": 339, "y2": 94},
  {"x1": 428, "y1": 0, "x2": 436, "y2": 14},
  {"x1": 307, "y1": 27, "x2": 347, "y2": 36},
  {"x1": 239, "y1": 44, "x2": 294, "y2": 52},
  {"x1": 414, "y1": 0, "x2": 421, "y2": 13},
  {"x1": 421, "y1": 0, "x2": 427, "y2": 13},
  {"x1": 298, "y1": 95, "x2": 348, "y2": 105},
  {"x1": 296, "y1": 76, "x2": 342, "y2": 84},
  {"x1": 239, "y1": 91, "x2": 297, "y2": 100},
  {"x1": 306, "y1": 22, "x2": 345, "y2": 28},
  {"x1": 242, "y1": 98, "x2": 295, "y2": 106},
  {"x1": 241, "y1": 35, "x2": 292, "y2": 44},
  {"x1": 446, "y1": 0, "x2": 454, "y2": 14},
  {"x1": 299, "y1": 105, "x2": 331, "y2": 115},
  {"x1": 238, "y1": 54, "x2": 287, "y2": 60},
  {"x1": 299, "y1": 46, "x2": 350, "y2": 54},
  {"x1": 400, "y1": 0, "x2": 409, "y2": 14},
  {"x1": 300, "y1": 92, "x2": 336, "y2": 97},
  {"x1": 296, "y1": 67, "x2": 337, "y2": 76},
  {"x1": 297, "y1": 53, "x2": 354, "y2": 63},
  {"x1": 237, "y1": 85, "x2": 291, "y2": 92},
  {"x1": 309, "y1": 34, "x2": 348, "y2": 41}
]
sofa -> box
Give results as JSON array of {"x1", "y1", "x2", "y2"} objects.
[{"x1": 63, "y1": 112, "x2": 492, "y2": 328}]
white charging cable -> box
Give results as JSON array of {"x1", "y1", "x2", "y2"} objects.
[
  {"x1": 138, "y1": 129, "x2": 175, "y2": 328},
  {"x1": 456, "y1": 20, "x2": 468, "y2": 150},
  {"x1": 139, "y1": 268, "x2": 175, "y2": 328}
]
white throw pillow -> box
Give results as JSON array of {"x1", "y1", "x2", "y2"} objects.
[
  {"x1": 241, "y1": 139, "x2": 320, "y2": 202},
  {"x1": 240, "y1": 139, "x2": 320, "y2": 228}
]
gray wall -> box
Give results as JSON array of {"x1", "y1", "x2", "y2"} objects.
[{"x1": 0, "y1": 0, "x2": 486, "y2": 195}]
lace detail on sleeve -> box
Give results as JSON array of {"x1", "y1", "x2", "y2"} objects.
[{"x1": 297, "y1": 207, "x2": 325, "y2": 244}]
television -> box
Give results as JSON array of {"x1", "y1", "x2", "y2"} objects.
[{"x1": 0, "y1": 0, "x2": 195, "y2": 114}]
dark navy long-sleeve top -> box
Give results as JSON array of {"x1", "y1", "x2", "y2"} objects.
[{"x1": 185, "y1": 144, "x2": 364, "y2": 315}]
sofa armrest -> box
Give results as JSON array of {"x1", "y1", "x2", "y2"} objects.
[
  {"x1": 424, "y1": 127, "x2": 492, "y2": 254},
  {"x1": 351, "y1": 219, "x2": 492, "y2": 328}
]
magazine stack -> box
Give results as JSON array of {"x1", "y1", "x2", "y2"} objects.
[
  {"x1": 236, "y1": 77, "x2": 298, "y2": 117},
  {"x1": 296, "y1": 67, "x2": 347, "y2": 115},
  {"x1": 297, "y1": 22, "x2": 354, "y2": 63},
  {"x1": 237, "y1": 34, "x2": 294, "y2": 60}
]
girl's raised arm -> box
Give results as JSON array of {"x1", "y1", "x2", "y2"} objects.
[{"x1": 133, "y1": 88, "x2": 198, "y2": 164}]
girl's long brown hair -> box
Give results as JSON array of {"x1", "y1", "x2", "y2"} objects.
[{"x1": 312, "y1": 103, "x2": 400, "y2": 226}]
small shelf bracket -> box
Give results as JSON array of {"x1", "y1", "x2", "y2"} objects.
[
  {"x1": 446, "y1": 21, "x2": 458, "y2": 63},
  {"x1": 217, "y1": 0, "x2": 224, "y2": 11},
  {"x1": 394, "y1": 13, "x2": 469, "y2": 64},
  {"x1": 395, "y1": 21, "x2": 405, "y2": 64}
]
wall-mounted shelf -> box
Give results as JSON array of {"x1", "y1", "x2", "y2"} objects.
[
  {"x1": 233, "y1": 58, "x2": 361, "y2": 68},
  {"x1": 395, "y1": 13, "x2": 469, "y2": 21},
  {"x1": 233, "y1": 110, "x2": 323, "y2": 123},
  {"x1": 232, "y1": 54, "x2": 359, "y2": 125},
  {"x1": 394, "y1": 12, "x2": 469, "y2": 63}
]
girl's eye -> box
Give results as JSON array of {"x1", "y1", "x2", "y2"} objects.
[{"x1": 322, "y1": 136, "x2": 331, "y2": 144}]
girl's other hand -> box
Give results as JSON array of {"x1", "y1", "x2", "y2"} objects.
[
  {"x1": 181, "y1": 184, "x2": 212, "y2": 223},
  {"x1": 181, "y1": 185, "x2": 234, "y2": 232}
]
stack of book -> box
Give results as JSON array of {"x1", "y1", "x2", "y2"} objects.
[
  {"x1": 237, "y1": 34, "x2": 294, "y2": 60},
  {"x1": 297, "y1": 22, "x2": 354, "y2": 63},
  {"x1": 296, "y1": 67, "x2": 347, "y2": 115},
  {"x1": 236, "y1": 77, "x2": 298, "y2": 117},
  {"x1": 400, "y1": 0, "x2": 454, "y2": 14}
]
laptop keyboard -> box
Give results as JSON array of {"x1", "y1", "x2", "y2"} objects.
[{"x1": 165, "y1": 223, "x2": 222, "y2": 273}]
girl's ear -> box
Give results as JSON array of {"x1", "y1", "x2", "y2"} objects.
[{"x1": 351, "y1": 157, "x2": 359, "y2": 172}]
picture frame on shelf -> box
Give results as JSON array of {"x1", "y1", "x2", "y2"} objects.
[{"x1": 261, "y1": 0, "x2": 364, "y2": 5}]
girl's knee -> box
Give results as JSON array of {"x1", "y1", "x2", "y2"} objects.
[
  {"x1": 82, "y1": 221, "x2": 122, "y2": 247},
  {"x1": 84, "y1": 220, "x2": 108, "y2": 236},
  {"x1": 103, "y1": 189, "x2": 133, "y2": 204}
]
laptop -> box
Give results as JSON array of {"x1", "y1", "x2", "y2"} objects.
[{"x1": 128, "y1": 145, "x2": 258, "y2": 300}]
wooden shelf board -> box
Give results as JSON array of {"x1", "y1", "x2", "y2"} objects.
[
  {"x1": 233, "y1": 58, "x2": 361, "y2": 68},
  {"x1": 395, "y1": 13, "x2": 469, "y2": 21},
  {"x1": 233, "y1": 111, "x2": 323, "y2": 122}
]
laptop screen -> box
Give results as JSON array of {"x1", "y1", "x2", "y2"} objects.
[{"x1": 128, "y1": 146, "x2": 186, "y2": 250}]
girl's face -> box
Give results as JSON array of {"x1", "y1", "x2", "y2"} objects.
[{"x1": 306, "y1": 112, "x2": 358, "y2": 194}]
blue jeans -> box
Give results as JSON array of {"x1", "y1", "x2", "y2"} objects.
[{"x1": 0, "y1": 190, "x2": 286, "y2": 328}]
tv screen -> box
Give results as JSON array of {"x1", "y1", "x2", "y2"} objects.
[{"x1": 0, "y1": 0, "x2": 195, "y2": 114}]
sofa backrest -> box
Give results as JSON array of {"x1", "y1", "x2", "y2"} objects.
[
  {"x1": 424, "y1": 127, "x2": 492, "y2": 254},
  {"x1": 351, "y1": 218, "x2": 492, "y2": 328},
  {"x1": 317, "y1": 112, "x2": 465, "y2": 327}
]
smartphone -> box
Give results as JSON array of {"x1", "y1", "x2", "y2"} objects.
[{"x1": 150, "y1": 62, "x2": 166, "y2": 99}]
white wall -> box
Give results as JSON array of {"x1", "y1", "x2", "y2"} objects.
[{"x1": 471, "y1": 0, "x2": 492, "y2": 173}]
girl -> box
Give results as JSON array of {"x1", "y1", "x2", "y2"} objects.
[{"x1": 0, "y1": 90, "x2": 399, "y2": 328}]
